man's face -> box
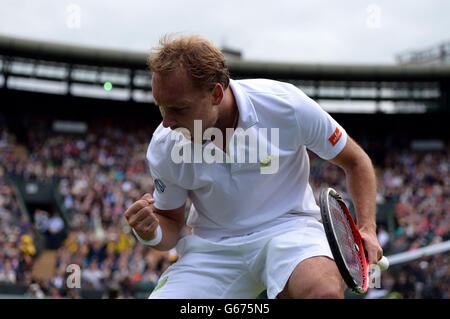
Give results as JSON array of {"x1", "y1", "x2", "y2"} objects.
[{"x1": 152, "y1": 69, "x2": 219, "y2": 137}]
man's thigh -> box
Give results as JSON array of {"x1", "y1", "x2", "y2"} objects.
[
  {"x1": 261, "y1": 217, "x2": 340, "y2": 299},
  {"x1": 277, "y1": 255, "x2": 344, "y2": 299}
]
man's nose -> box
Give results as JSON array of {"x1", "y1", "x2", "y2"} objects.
[{"x1": 162, "y1": 117, "x2": 177, "y2": 128}]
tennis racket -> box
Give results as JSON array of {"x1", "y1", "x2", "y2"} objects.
[{"x1": 319, "y1": 187, "x2": 388, "y2": 294}]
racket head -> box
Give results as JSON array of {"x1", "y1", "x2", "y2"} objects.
[{"x1": 319, "y1": 187, "x2": 369, "y2": 294}]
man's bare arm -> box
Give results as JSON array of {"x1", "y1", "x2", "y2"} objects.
[{"x1": 328, "y1": 137, "x2": 383, "y2": 264}]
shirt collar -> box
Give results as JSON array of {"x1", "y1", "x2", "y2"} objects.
[{"x1": 229, "y1": 79, "x2": 259, "y2": 129}]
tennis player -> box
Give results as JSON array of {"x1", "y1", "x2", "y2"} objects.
[{"x1": 124, "y1": 34, "x2": 383, "y2": 299}]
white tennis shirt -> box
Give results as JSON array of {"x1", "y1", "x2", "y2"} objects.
[{"x1": 147, "y1": 79, "x2": 348, "y2": 241}]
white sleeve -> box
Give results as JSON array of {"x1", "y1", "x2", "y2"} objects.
[
  {"x1": 293, "y1": 88, "x2": 347, "y2": 160},
  {"x1": 149, "y1": 164, "x2": 188, "y2": 210},
  {"x1": 146, "y1": 132, "x2": 188, "y2": 210}
]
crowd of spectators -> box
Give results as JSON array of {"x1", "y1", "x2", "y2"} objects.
[
  {"x1": 0, "y1": 120, "x2": 448, "y2": 299},
  {"x1": 309, "y1": 147, "x2": 449, "y2": 299},
  {"x1": 1, "y1": 122, "x2": 178, "y2": 298},
  {"x1": 0, "y1": 125, "x2": 37, "y2": 287},
  {"x1": 376, "y1": 149, "x2": 449, "y2": 298}
]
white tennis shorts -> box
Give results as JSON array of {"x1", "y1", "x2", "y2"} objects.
[{"x1": 149, "y1": 215, "x2": 333, "y2": 299}]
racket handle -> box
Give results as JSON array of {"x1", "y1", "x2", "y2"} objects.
[{"x1": 377, "y1": 256, "x2": 389, "y2": 271}]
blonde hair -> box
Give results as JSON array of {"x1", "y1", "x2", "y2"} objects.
[{"x1": 147, "y1": 34, "x2": 230, "y2": 91}]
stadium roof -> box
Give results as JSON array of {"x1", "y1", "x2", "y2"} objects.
[{"x1": 2, "y1": 34, "x2": 450, "y2": 81}]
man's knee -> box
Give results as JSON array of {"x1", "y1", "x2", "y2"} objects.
[
  {"x1": 278, "y1": 280, "x2": 344, "y2": 299},
  {"x1": 286, "y1": 278, "x2": 344, "y2": 299},
  {"x1": 306, "y1": 285, "x2": 344, "y2": 299}
]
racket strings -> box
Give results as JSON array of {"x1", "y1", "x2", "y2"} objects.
[
  {"x1": 329, "y1": 196, "x2": 365, "y2": 288},
  {"x1": 348, "y1": 216, "x2": 368, "y2": 285}
]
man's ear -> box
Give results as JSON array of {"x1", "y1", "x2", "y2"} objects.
[{"x1": 211, "y1": 83, "x2": 224, "y2": 105}]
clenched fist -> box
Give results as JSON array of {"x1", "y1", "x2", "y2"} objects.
[{"x1": 124, "y1": 193, "x2": 160, "y2": 241}]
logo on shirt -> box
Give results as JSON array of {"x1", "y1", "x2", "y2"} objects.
[
  {"x1": 260, "y1": 155, "x2": 274, "y2": 168},
  {"x1": 153, "y1": 276, "x2": 168, "y2": 292},
  {"x1": 328, "y1": 127, "x2": 342, "y2": 146},
  {"x1": 154, "y1": 179, "x2": 166, "y2": 193}
]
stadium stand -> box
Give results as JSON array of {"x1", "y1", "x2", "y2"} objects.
[
  {"x1": 0, "y1": 125, "x2": 39, "y2": 293},
  {"x1": 1, "y1": 115, "x2": 448, "y2": 299},
  {"x1": 0, "y1": 118, "x2": 178, "y2": 299}
]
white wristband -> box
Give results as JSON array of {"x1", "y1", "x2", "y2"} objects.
[{"x1": 132, "y1": 225, "x2": 162, "y2": 246}]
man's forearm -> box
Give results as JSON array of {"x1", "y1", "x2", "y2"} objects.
[
  {"x1": 329, "y1": 137, "x2": 382, "y2": 263},
  {"x1": 344, "y1": 152, "x2": 377, "y2": 232}
]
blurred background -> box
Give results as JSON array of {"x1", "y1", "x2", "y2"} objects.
[{"x1": 0, "y1": 0, "x2": 448, "y2": 299}]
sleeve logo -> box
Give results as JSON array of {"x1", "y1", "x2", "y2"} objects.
[
  {"x1": 154, "y1": 179, "x2": 166, "y2": 193},
  {"x1": 328, "y1": 127, "x2": 342, "y2": 146}
]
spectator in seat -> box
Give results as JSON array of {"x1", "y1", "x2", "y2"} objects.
[{"x1": 47, "y1": 212, "x2": 64, "y2": 250}]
